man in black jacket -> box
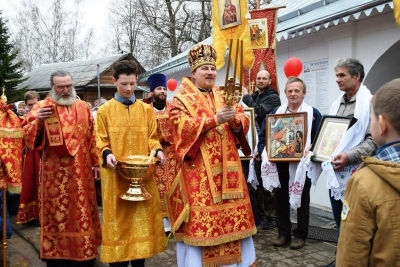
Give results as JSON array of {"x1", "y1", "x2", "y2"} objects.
[
  {"x1": 242, "y1": 70, "x2": 281, "y2": 130},
  {"x1": 242, "y1": 70, "x2": 281, "y2": 231}
]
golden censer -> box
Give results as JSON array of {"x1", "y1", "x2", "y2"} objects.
[{"x1": 117, "y1": 154, "x2": 157, "y2": 201}]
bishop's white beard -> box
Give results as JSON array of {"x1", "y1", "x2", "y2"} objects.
[{"x1": 51, "y1": 88, "x2": 77, "y2": 106}]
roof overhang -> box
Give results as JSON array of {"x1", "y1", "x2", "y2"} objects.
[
  {"x1": 138, "y1": 0, "x2": 394, "y2": 81},
  {"x1": 277, "y1": 1, "x2": 394, "y2": 41}
]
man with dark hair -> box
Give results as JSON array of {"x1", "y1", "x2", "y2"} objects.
[
  {"x1": 242, "y1": 70, "x2": 281, "y2": 129},
  {"x1": 257, "y1": 76, "x2": 322, "y2": 250},
  {"x1": 23, "y1": 70, "x2": 101, "y2": 267},
  {"x1": 16, "y1": 90, "x2": 41, "y2": 225},
  {"x1": 96, "y1": 60, "x2": 167, "y2": 267},
  {"x1": 242, "y1": 70, "x2": 281, "y2": 230},
  {"x1": 320, "y1": 58, "x2": 376, "y2": 267}
]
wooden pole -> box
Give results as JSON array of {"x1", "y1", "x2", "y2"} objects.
[
  {"x1": 225, "y1": 39, "x2": 233, "y2": 88},
  {"x1": 2, "y1": 188, "x2": 6, "y2": 267},
  {"x1": 239, "y1": 39, "x2": 243, "y2": 89},
  {"x1": 233, "y1": 39, "x2": 239, "y2": 89}
]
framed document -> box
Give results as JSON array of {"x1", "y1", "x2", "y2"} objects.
[
  {"x1": 239, "y1": 107, "x2": 256, "y2": 159},
  {"x1": 266, "y1": 112, "x2": 308, "y2": 162},
  {"x1": 310, "y1": 116, "x2": 352, "y2": 162}
]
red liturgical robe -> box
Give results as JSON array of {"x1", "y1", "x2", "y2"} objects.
[{"x1": 23, "y1": 98, "x2": 101, "y2": 260}]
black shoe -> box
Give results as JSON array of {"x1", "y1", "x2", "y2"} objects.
[
  {"x1": 262, "y1": 221, "x2": 276, "y2": 230},
  {"x1": 320, "y1": 260, "x2": 335, "y2": 267},
  {"x1": 272, "y1": 235, "x2": 291, "y2": 247},
  {"x1": 23, "y1": 219, "x2": 40, "y2": 227},
  {"x1": 290, "y1": 237, "x2": 306, "y2": 250}
]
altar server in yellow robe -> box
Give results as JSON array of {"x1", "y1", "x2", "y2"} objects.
[{"x1": 96, "y1": 60, "x2": 167, "y2": 267}]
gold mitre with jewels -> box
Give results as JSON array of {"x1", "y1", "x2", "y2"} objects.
[{"x1": 188, "y1": 44, "x2": 217, "y2": 72}]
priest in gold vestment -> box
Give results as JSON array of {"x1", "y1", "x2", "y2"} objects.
[
  {"x1": 23, "y1": 70, "x2": 101, "y2": 267},
  {"x1": 96, "y1": 60, "x2": 167, "y2": 267},
  {"x1": 168, "y1": 44, "x2": 257, "y2": 267},
  {"x1": 146, "y1": 73, "x2": 180, "y2": 234}
]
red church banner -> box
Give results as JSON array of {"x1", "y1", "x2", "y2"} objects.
[{"x1": 243, "y1": 8, "x2": 279, "y2": 93}]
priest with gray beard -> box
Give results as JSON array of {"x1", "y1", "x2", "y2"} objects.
[{"x1": 22, "y1": 70, "x2": 102, "y2": 267}]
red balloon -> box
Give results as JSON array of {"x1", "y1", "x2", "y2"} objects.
[
  {"x1": 283, "y1": 57, "x2": 303, "y2": 78},
  {"x1": 167, "y1": 79, "x2": 178, "y2": 91}
]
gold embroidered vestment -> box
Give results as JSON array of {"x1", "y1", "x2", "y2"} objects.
[
  {"x1": 96, "y1": 99, "x2": 167, "y2": 263},
  {"x1": 168, "y1": 78, "x2": 256, "y2": 266}
]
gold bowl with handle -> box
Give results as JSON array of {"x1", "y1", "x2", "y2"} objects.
[{"x1": 117, "y1": 155, "x2": 157, "y2": 201}]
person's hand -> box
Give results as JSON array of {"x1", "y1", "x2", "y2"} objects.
[
  {"x1": 37, "y1": 106, "x2": 53, "y2": 122},
  {"x1": 106, "y1": 154, "x2": 117, "y2": 169},
  {"x1": 216, "y1": 106, "x2": 236, "y2": 124},
  {"x1": 242, "y1": 87, "x2": 249, "y2": 96},
  {"x1": 93, "y1": 166, "x2": 100, "y2": 181},
  {"x1": 331, "y1": 152, "x2": 349, "y2": 171},
  {"x1": 156, "y1": 151, "x2": 166, "y2": 166},
  {"x1": 253, "y1": 151, "x2": 261, "y2": 161}
]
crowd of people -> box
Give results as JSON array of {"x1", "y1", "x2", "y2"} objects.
[{"x1": 2, "y1": 43, "x2": 400, "y2": 267}]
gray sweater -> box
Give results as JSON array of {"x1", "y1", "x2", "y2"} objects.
[{"x1": 336, "y1": 94, "x2": 377, "y2": 164}]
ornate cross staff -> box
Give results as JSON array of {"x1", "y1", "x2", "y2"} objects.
[
  {"x1": 221, "y1": 39, "x2": 244, "y2": 106},
  {"x1": 249, "y1": 81, "x2": 255, "y2": 94}
]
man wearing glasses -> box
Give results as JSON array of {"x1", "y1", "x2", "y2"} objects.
[{"x1": 22, "y1": 70, "x2": 101, "y2": 267}]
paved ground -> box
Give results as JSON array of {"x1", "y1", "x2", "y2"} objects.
[{"x1": 6, "y1": 207, "x2": 337, "y2": 267}]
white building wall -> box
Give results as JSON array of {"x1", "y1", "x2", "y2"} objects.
[
  {"x1": 275, "y1": 11, "x2": 400, "y2": 208},
  {"x1": 162, "y1": 10, "x2": 400, "y2": 209}
]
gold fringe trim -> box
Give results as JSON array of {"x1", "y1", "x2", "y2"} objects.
[
  {"x1": 212, "y1": 195, "x2": 222, "y2": 204},
  {"x1": 7, "y1": 185, "x2": 22, "y2": 194},
  {"x1": 171, "y1": 203, "x2": 190, "y2": 234},
  {"x1": 182, "y1": 227, "x2": 257, "y2": 247},
  {"x1": 222, "y1": 192, "x2": 244, "y2": 200},
  {"x1": 203, "y1": 258, "x2": 241, "y2": 267},
  {"x1": 18, "y1": 201, "x2": 38, "y2": 208},
  {"x1": 172, "y1": 232, "x2": 184, "y2": 242},
  {"x1": 16, "y1": 216, "x2": 39, "y2": 225},
  {"x1": 226, "y1": 165, "x2": 240, "y2": 172},
  {"x1": 0, "y1": 128, "x2": 23, "y2": 138},
  {"x1": 211, "y1": 166, "x2": 222, "y2": 176}
]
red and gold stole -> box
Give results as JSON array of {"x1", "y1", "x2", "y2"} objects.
[
  {"x1": 175, "y1": 78, "x2": 244, "y2": 203},
  {"x1": 42, "y1": 98, "x2": 91, "y2": 157},
  {"x1": 152, "y1": 101, "x2": 179, "y2": 216},
  {"x1": 170, "y1": 79, "x2": 253, "y2": 266}
]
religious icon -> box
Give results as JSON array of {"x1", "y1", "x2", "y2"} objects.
[
  {"x1": 310, "y1": 116, "x2": 352, "y2": 162},
  {"x1": 219, "y1": 0, "x2": 242, "y2": 29},
  {"x1": 248, "y1": 18, "x2": 269, "y2": 49},
  {"x1": 266, "y1": 112, "x2": 308, "y2": 162}
]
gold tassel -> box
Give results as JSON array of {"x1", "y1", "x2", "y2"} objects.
[
  {"x1": 222, "y1": 192, "x2": 244, "y2": 200},
  {"x1": 171, "y1": 203, "x2": 190, "y2": 234},
  {"x1": 0, "y1": 128, "x2": 23, "y2": 138}
]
